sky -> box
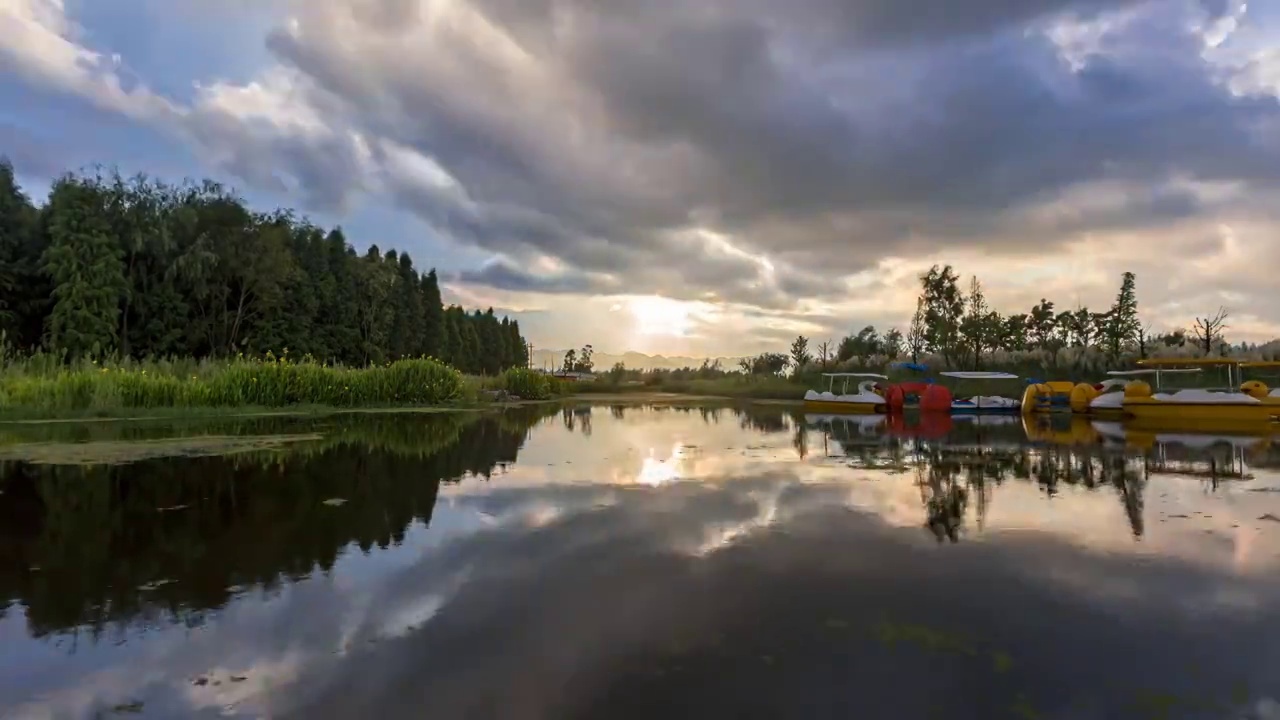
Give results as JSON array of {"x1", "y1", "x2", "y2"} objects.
[{"x1": 2, "y1": 0, "x2": 1280, "y2": 356}]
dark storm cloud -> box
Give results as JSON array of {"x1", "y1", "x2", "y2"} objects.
[
  {"x1": 455, "y1": 260, "x2": 616, "y2": 294},
  {"x1": 183, "y1": 0, "x2": 1280, "y2": 307}
]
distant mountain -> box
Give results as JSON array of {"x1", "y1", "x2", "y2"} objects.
[{"x1": 531, "y1": 349, "x2": 749, "y2": 371}]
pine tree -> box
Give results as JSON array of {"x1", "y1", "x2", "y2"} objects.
[
  {"x1": 1105, "y1": 271, "x2": 1140, "y2": 361},
  {"x1": 0, "y1": 159, "x2": 36, "y2": 337},
  {"x1": 442, "y1": 306, "x2": 465, "y2": 369},
  {"x1": 388, "y1": 252, "x2": 425, "y2": 358},
  {"x1": 420, "y1": 269, "x2": 444, "y2": 358},
  {"x1": 460, "y1": 312, "x2": 482, "y2": 374},
  {"x1": 42, "y1": 176, "x2": 127, "y2": 357},
  {"x1": 508, "y1": 319, "x2": 528, "y2": 368}
]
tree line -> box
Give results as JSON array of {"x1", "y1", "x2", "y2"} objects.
[
  {"x1": 789, "y1": 266, "x2": 1250, "y2": 374},
  {"x1": 0, "y1": 161, "x2": 530, "y2": 373}
]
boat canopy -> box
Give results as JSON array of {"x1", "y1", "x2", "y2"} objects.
[
  {"x1": 1137, "y1": 358, "x2": 1243, "y2": 367},
  {"x1": 822, "y1": 372, "x2": 889, "y2": 379},
  {"x1": 939, "y1": 371, "x2": 1019, "y2": 380},
  {"x1": 892, "y1": 362, "x2": 929, "y2": 372},
  {"x1": 1137, "y1": 357, "x2": 1253, "y2": 386},
  {"x1": 1106, "y1": 368, "x2": 1202, "y2": 376}
]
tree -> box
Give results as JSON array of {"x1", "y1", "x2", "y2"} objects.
[
  {"x1": 750, "y1": 352, "x2": 789, "y2": 376},
  {"x1": 918, "y1": 265, "x2": 965, "y2": 365},
  {"x1": 387, "y1": 252, "x2": 425, "y2": 359},
  {"x1": 1137, "y1": 320, "x2": 1156, "y2": 359},
  {"x1": 0, "y1": 163, "x2": 531, "y2": 372},
  {"x1": 41, "y1": 176, "x2": 127, "y2": 357},
  {"x1": 1028, "y1": 299, "x2": 1057, "y2": 350},
  {"x1": 959, "y1": 276, "x2": 993, "y2": 369},
  {"x1": 838, "y1": 325, "x2": 881, "y2": 364},
  {"x1": 1104, "y1": 271, "x2": 1140, "y2": 361},
  {"x1": 0, "y1": 159, "x2": 37, "y2": 339},
  {"x1": 789, "y1": 335, "x2": 811, "y2": 377},
  {"x1": 817, "y1": 339, "x2": 833, "y2": 370},
  {"x1": 352, "y1": 251, "x2": 397, "y2": 364},
  {"x1": 1001, "y1": 314, "x2": 1029, "y2": 352},
  {"x1": 1192, "y1": 307, "x2": 1229, "y2": 356},
  {"x1": 906, "y1": 299, "x2": 927, "y2": 362},
  {"x1": 420, "y1": 269, "x2": 445, "y2": 358},
  {"x1": 882, "y1": 328, "x2": 903, "y2": 360}
]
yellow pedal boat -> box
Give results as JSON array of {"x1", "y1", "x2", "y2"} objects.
[{"x1": 1119, "y1": 358, "x2": 1280, "y2": 424}]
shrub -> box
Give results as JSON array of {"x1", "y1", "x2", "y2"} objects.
[{"x1": 501, "y1": 368, "x2": 552, "y2": 400}]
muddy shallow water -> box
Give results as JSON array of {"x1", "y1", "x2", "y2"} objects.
[{"x1": 2, "y1": 405, "x2": 1279, "y2": 719}]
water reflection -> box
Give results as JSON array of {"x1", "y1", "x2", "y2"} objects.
[{"x1": 1, "y1": 403, "x2": 1279, "y2": 719}]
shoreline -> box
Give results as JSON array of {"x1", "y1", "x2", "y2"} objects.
[{"x1": 0, "y1": 392, "x2": 806, "y2": 426}]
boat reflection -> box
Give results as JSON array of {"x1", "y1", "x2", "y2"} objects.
[{"x1": 802, "y1": 408, "x2": 1280, "y2": 543}]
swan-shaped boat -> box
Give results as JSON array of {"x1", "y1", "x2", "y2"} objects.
[{"x1": 803, "y1": 373, "x2": 888, "y2": 414}]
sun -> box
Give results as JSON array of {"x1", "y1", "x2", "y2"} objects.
[{"x1": 629, "y1": 296, "x2": 694, "y2": 337}]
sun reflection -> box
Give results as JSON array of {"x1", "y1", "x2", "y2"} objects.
[{"x1": 636, "y1": 443, "x2": 685, "y2": 486}]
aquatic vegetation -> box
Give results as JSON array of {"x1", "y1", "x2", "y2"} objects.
[
  {"x1": 500, "y1": 367, "x2": 557, "y2": 400},
  {"x1": 0, "y1": 354, "x2": 469, "y2": 413}
]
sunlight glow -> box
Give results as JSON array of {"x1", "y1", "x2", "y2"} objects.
[{"x1": 629, "y1": 296, "x2": 694, "y2": 337}]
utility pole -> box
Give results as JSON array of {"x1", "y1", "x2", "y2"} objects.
[{"x1": 526, "y1": 342, "x2": 533, "y2": 369}]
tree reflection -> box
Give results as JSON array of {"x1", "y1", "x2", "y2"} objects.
[
  {"x1": 805, "y1": 411, "x2": 1280, "y2": 543},
  {"x1": 0, "y1": 406, "x2": 558, "y2": 646}
]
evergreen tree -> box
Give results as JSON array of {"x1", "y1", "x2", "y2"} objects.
[
  {"x1": 0, "y1": 164, "x2": 532, "y2": 371},
  {"x1": 319, "y1": 228, "x2": 362, "y2": 363},
  {"x1": 42, "y1": 176, "x2": 127, "y2": 357},
  {"x1": 421, "y1": 269, "x2": 444, "y2": 358},
  {"x1": 508, "y1": 319, "x2": 528, "y2": 368},
  {"x1": 0, "y1": 159, "x2": 36, "y2": 338},
  {"x1": 388, "y1": 252, "x2": 425, "y2": 359},
  {"x1": 460, "y1": 312, "x2": 483, "y2": 374},
  {"x1": 442, "y1": 306, "x2": 467, "y2": 369},
  {"x1": 1105, "y1": 271, "x2": 1140, "y2": 361},
  {"x1": 353, "y1": 250, "x2": 396, "y2": 365}
]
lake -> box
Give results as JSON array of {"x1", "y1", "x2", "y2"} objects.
[{"x1": 2, "y1": 404, "x2": 1280, "y2": 719}]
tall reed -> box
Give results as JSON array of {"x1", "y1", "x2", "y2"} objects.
[{"x1": 0, "y1": 352, "x2": 469, "y2": 413}]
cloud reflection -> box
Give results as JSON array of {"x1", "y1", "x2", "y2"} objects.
[{"x1": 3, "y1": 405, "x2": 1280, "y2": 719}]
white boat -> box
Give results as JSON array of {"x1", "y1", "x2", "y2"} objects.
[
  {"x1": 803, "y1": 373, "x2": 888, "y2": 414},
  {"x1": 939, "y1": 371, "x2": 1023, "y2": 413},
  {"x1": 1089, "y1": 370, "x2": 1202, "y2": 413},
  {"x1": 1122, "y1": 359, "x2": 1280, "y2": 424}
]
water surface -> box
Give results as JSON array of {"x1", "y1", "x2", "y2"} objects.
[{"x1": 3, "y1": 405, "x2": 1280, "y2": 719}]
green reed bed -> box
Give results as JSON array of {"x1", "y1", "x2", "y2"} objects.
[{"x1": 0, "y1": 354, "x2": 471, "y2": 415}]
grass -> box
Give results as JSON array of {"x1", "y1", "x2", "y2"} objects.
[{"x1": 0, "y1": 352, "x2": 476, "y2": 418}]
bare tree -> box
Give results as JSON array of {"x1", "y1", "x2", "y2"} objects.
[
  {"x1": 817, "y1": 339, "x2": 832, "y2": 370},
  {"x1": 1137, "y1": 320, "x2": 1155, "y2": 359},
  {"x1": 906, "y1": 299, "x2": 928, "y2": 362},
  {"x1": 1192, "y1": 307, "x2": 1229, "y2": 356}
]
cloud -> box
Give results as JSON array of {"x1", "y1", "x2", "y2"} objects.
[
  {"x1": 4, "y1": 0, "x2": 1280, "y2": 349},
  {"x1": 454, "y1": 259, "x2": 617, "y2": 295}
]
